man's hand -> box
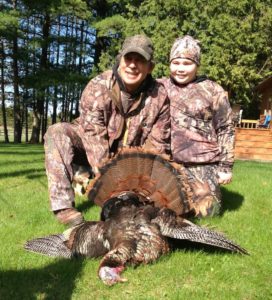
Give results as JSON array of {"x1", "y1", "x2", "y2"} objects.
[{"x1": 217, "y1": 172, "x2": 232, "y2": 185}]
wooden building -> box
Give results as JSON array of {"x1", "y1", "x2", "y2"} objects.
[
  {"x1": 255, "y1": 76, "x2": 272, "y2": 113},
  {"x1": 234, "y1": 77, "x2": 272, "y2": 161},
  {"x1": 235, "y1": 127, "x2": 272, "y2": 161}
]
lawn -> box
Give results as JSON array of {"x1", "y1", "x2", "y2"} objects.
[{"x1": 0, "y1": 143, "x2": 271, "y2": 300}]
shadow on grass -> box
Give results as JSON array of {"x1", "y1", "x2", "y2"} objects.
[
  {"x1": 0, "y1": 142, "x2": 43, "y2": 147},
  {"x1": 0, "y1": 143, "x2": 44, "y2": 155},
  {"x1": 0, "y1": 151, "x2": 44, "y2": 155},
  {"x1": 220, "y1": 186, "x2": 244, "y2": 215},
  {"x1": 0, "y1": 168, "x2": 46, "y2": 179},
  {"x1": 0, "y1": 158, "x2": 44, "y2": 167},
  {"x1": 171, "y1": 239, "x2": 246, "y2": 255},
  {"x1": 0, "y1": 259, "x2": 85, "y2": 300},
  {"x1": 26, "y1": 172, "x2": 47, "y2": 180},
  {"x1": 77, "y1": 196, "x2": 96, "y2": 214}
]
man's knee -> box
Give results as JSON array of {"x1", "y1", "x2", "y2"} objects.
[{"x1": 44, "y1": 123, "x2": 69, "y2": 141}]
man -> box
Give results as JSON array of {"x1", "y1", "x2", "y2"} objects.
[
  {"x1": 161, "y1": 35, "x2": 234, "y2": 217},
  {"x1": 44, "y1": 35, "x2": 170, "y2": 226}
]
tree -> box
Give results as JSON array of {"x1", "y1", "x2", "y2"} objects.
[
  {"x1": 1, "y1": 0, "x2": 94, "y2": 143},
  {"x1": 0, "y1": 40, "x2": 9, "y2": 143},
  {"x1": 1, "y1": 0, "x2": 271, "y2": 144},
  {"x1": 96, "y1": 0, "x2": 272, "y2": 116}
]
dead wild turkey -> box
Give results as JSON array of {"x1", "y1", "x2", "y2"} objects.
[{"x1": 25, "y1": 149, "x2": 248, "y2": 285}]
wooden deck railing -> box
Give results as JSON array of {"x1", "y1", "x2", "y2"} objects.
[{"x1": 237, "y1": 119, "x2": 259, "y2": 129}]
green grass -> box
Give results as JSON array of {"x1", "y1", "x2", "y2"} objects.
[{"x1": 0, "y1": 143, "x2": 271, "y2": 300}]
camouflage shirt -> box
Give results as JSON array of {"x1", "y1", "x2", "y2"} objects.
[
  {"x1": 78, "y1": 70, "x2": 170, "y2": 169},
  {"x1": 161, "y1": 77, "x2": 234, "y2": 172}
]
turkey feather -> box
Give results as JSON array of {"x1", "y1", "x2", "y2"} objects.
[{"x1": 24, "y1": 234, "x2": 72, "y2": 258}]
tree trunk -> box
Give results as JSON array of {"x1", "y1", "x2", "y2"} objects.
[
  {"x1": 52, "y1": 86, "x2": 58, "y2": 124},
  {"x1": 64, "y1": 84, "x2": 70, "y2": 122},
  {"x1": 92, "y1": 0, "x2": 109, "y2": 69},
  {"x1": 30, "y1": 12, "x2": 50, "y2": 143},
  {"x1": 0, "y1": 41, "x2": 9, "y2": 143},
  {"x1": 25, "y1": 103, "x2": 28, "y2": 142},
  {"x1": 52, "y1": 16, "x2": 61, "y2": 125},
  {"x1": 74, "y1": 20, "x2": 85, "y2": 119},
  {"x1": 23, "y1": 17, "x2": 30, "y2": 143},
  {"x1": 74, "y1": 87, "x2": 80, "y2": 118},
  {"x1": 30, "y1": 109, "x2": 41, "y2": 143},
  {"x1": 69, "y1": 87, "x2": 75, "y2": 122},
  {"x1": 12, "y1": 0, "x2": 22, "y2": 143},
  {"x1": 42, "y1": 89, "x2": 49, "y2": 137}
]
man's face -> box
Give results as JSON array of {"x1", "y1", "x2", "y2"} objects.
[
  {"x1": 118, "y1": 52, "x2": 153, "y2": 93},
  {"x1": 170, "y1": 58, "x2": 198, "y2": 85}
]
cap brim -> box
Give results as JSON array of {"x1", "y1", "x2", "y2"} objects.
[
  {"x1": 121, "y1": 47, "x2": 151, "y2": 61},
  {"x1": 170, "y1": 56, "x2": 199, "y2": 65}
]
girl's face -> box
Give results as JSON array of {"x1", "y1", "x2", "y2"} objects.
[{"x1": 170, "y1": 58, "x2": 198, "y2": 85}]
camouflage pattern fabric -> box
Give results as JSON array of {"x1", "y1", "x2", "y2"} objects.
[
  {"x1": 44, "y1": 122, "x2": 90, "y2": 211},
  {"x1": 183, "y1": 164, "x2": 221, "y2": 217},
  {"x1": 120, "y1": 34, "x2": 154, "y2": 61},
  {"x1": 78, "y1": 70, "x2": 170, "y2": 168},
  {"x1": 44, "y1": 70, "x2": 170, "y2": 211},
  {"x1": 158, "y1": 77, "x2": 234, "y2": 217},
  {"x1": 161, "y1": 77, "x2": 235, "y2": 173},
  {"x1": 170, "y1": 35, "x2": 201, "y2": 65}
]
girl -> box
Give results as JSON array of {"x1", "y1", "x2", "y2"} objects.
[{"x1": 163, "y1": 36, "x2": 234, "y2": 217}]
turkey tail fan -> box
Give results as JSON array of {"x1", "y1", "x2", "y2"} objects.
[
  {"x1": 88, "y1": 150, "x2": 155, "y2": 204},
  {"x1": 159, "y1": 220, "x2": 248, "y2": 255},
  {"x1": 149, "y1": 155, "x2": 190, "y2": 215},
  {"x1": 24, "y1": 234, "x2": 72, "y2": 258},
  {"x1": 87, "y1": 148, "x2": 191, "y2": 216}
]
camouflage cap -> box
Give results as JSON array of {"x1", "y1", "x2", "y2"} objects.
[
  {"x1": 170, "y1": 35, "x2": 201, "y2": 65},
  {"x1": 120, "y1": 34, "x2": 154, "y2": 61}
]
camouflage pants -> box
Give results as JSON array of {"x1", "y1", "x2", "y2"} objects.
[
  {"x1": 44, "y1": 122, "x2": 91, "y2": 211},
  {"x1": 183, "y1": 164, "x2": 221, "y2": 218}
]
